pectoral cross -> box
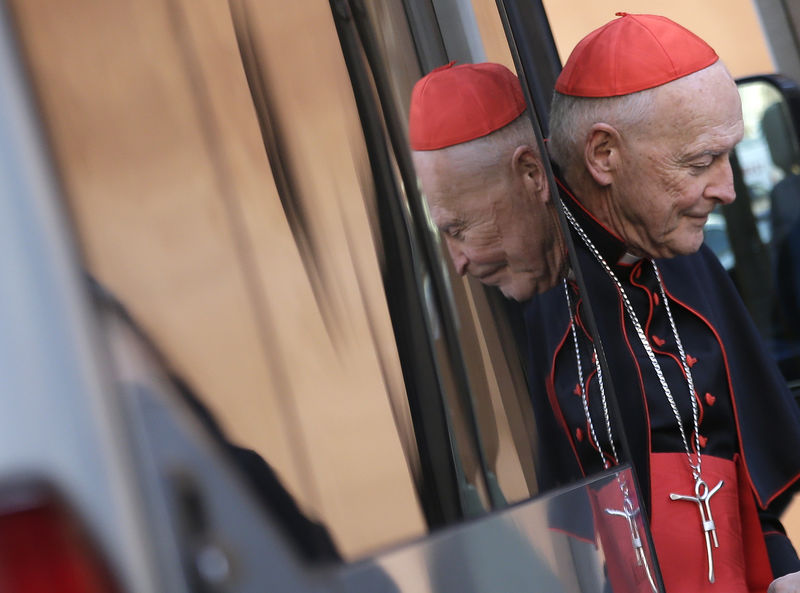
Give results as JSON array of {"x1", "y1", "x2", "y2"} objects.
[
  {"x1": 669, "y1": 479, "x2": 723, "y2": 583},
  {"x1": 605, "y1": 495, "x2": 658, "y2": 593}
]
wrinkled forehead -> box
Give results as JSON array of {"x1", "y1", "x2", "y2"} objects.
[
  {"x1": 656, "y1": 63, "x2": 741, "y2": 120},
  {"x1": 627, "y1": 64, "x2": 743, "y2": 148},
  {"x1": 415, "y1": 150, "x2": 506, "y2": 226},
  {"x1": 412, "y1": 150, "x2": 457, "y2": 203},
  {"x1": 414, "y1": 146, "x2": 499, "y2": 199}
]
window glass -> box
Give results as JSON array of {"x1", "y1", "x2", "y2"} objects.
[{"x1": 706, "y1": 79, "x2": 800, "y2": 391}]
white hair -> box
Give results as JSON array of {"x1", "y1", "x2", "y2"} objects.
[
  {"x1": 548, "y1": 88, "x2": 655, "y2": 177},
  {"x1": 414, "y1": 113, "x2": 538, "y2": 180}
]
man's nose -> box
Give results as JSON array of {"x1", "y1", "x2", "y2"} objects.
[
  {"x1": 446, "y1": 239, "x2": 469, "y2": 275},
  {"x1": 705, "y1": 157, "x2": 736, "y2": 204}
]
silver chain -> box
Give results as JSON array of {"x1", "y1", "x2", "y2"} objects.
[
  {"x1": 563, "y1": 279, "x2": 619, "y2": 470},
  {"x1": 565, "y1": 280, "x2": 658, "y2": 593},
  {"x1": 563, "y1": 206, "x2": 703, "y2": 481}
]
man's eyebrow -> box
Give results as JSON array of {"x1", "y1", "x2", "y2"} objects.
[
  {"x1": 680, "y1": 148, "x2": 726, "y2": 163},
  {"x1": 440, "y1": 218, "x2": 465, "y2": 233}
]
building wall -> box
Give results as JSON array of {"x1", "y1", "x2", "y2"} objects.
[{"x1": 542, "y1": 0, "x2": 774, "y2": 79}]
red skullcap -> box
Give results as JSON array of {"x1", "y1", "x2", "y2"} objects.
[
  {"x1": 409, "y1": 61, "x2": 527, "y2": 151},
  {"x1": 555, "y1": 13, "x2": 719, "y2": 98}
]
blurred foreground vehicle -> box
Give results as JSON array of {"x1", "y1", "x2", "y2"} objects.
[{"x1": 3, "y1": 0, "x2": 800, "y2": 591}]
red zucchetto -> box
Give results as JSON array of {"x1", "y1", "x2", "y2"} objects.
[
  {"x1": 555, "y1": 13, "x2": 719, "y2": 98},
  {"x1": 409, "y1": 61, "x2": 527, "y2": 151}
]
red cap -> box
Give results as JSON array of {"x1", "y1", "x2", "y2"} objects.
[
  {"x1": 409, "y1": 61, "x2": 526, "y2": 151},
  {"x1": 555, "y1": 13, "x2": 719, "y2": 98}
]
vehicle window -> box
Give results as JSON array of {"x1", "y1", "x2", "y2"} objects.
[{"x1": 705, "y1": 78, "x2": 800, "y2": 394}]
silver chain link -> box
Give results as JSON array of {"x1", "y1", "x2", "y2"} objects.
[
  {"x1": 563, "y1": 206, "x2": 703, "y2": 481},
  {"x1": 564, "y1": 280, "x2": 636, "y2": 556},
  {"x1": 564, "y1": 279, "x2": 620, "y2": 470}
]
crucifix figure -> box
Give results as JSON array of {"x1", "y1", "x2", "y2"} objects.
[
  {"x1": 669, "y1": 478, "x2": 724, "y2": 583},
  {"x1": 605, "y1": 494, "x2": 658, "y2": 592}
]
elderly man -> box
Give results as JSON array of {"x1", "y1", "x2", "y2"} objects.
[
  {"x1": 409, "y1": 61, "x2": 567, "y2": 301},
  {"x1": 409, "y1": 13, "x2": 800, "y2": 593},
  {"x1": 532, "y1": 13, "x2": 800, "y2": 592}
]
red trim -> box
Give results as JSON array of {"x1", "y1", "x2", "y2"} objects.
[
  {"x1": 762, "y1": 471, "x2": 800, "y2": 509},
  {"x1": 631, "y1": 266, "x2": 707, "y2": 438},
  {"x1": 549, "y1": 316, "x2": 587, "y2": 478},
  {"x1": 572, "y1": 291, "x2": 612, "y2": 464},
  {"x1": 613, "y1": 273, "x2": 655, "y2": 505},
  {"x1": 658, "y1": 280, "x2": 779, "y2": 507},
  {"x1": 547, "y1": 525, "x2": 596, "y2": 546},
  {"x1": 550, "y1": 287, "x2": 621, "y2": 473},
  {"x1": 586, "y1": 364, "x2": 619, "y2": 467},
  {"x1": 629, "y1": 260, "x2": 655, "y2": 329},
  {"x1": 575, "y1": 295, "x2": 591, "y2": 337}
]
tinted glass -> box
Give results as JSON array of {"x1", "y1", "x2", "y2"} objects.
[{"x1": 706, "y1": 78, "x2": 800, "y2": 393}]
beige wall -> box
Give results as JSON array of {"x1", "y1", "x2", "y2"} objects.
[{"x1": 542, "y1": 1, "x2": 774, "y2": 78}]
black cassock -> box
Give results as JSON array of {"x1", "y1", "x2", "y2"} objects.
[{"x1": 523, "y1": 179, "x2": 800, "y2": 580}]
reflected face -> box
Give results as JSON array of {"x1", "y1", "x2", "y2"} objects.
[
  {"x1": 413, "y1": 146, "x2": 565, "y2": 301},
  {"x1": 608, "y1": 63, "x2": 744, "y2": 258}
]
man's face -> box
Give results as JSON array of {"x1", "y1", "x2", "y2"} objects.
[
  {"x1": 608, "y1": 63, "x2": 744, "y2": 258},
  {"x1": 413, "y1": 147, "x2": 565, "y2": 301}
]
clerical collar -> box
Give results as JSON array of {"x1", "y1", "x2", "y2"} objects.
[
  {"x1": 555, "y1": 176, "x2": 630, "y2": 266},
  {"x1": 618, "y1": 252, "x2": 641, "y2": 265}
]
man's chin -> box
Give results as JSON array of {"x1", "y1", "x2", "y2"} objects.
[
  {"x1": 668, "y1": 236, "x2": 705, "y2": 258},
  {"x1": 643, "y1": 232, "x2": 705, "y2": 259},
  {"x1": 499, "y1": 282, "x2": 535, "y2": 302}
]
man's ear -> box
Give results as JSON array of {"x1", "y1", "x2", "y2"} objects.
[
  {"x1": 513, "y1": 145, "x2": 548, "y2": 202},
  {"x1": 584, "y1": 123, "x2": 620, "y2": 186}
]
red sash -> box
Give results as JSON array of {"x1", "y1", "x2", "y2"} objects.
[{"x1": 649, "y1": 453, "x2": 773, "y2": 592}]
